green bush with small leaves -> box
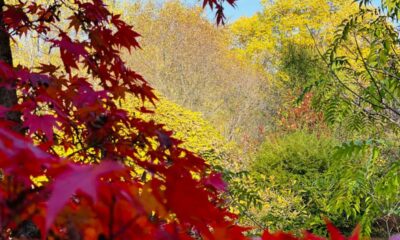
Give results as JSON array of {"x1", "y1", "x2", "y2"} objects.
[{"x1": 251, "y1": 131, "x2": 338, "y2": 235}]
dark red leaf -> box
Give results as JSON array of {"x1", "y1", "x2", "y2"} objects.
[
  {"x1": 23, "y1": 113, "x2": 57, "y2": 139},
  {"x1": 50, "y1": 33, "x2": 88, "y2": 72},
  {"x1": 326, "y1": 220, "x2": 345, "y2": 240},
  {"x1": 203, "y1": 173, "x2": 227, "y2": 192},
  {"x1": 46, "y1": 161, "x2": 125, "y2": 230}
]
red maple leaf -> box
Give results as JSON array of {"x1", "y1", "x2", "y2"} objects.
[
  {"x1": 0, "y1": 127, "x2": 55, "y2": 184},
  {"x1": 203, "y1": 172, "x2": 228, "y2": 192},
  {"x1": 23, "y1": 113, "x2": 57, "y2": 139},
  {"x1": 46, "y1": 161, "x2": 125, "y2": 230},
  {"x1": 50, "y1": 33, "x2": 88, "y2": 72}
]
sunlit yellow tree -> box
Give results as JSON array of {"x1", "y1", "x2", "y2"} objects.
[{"x1": 231, "y1": 0, "x2": 358, "y2": 68}]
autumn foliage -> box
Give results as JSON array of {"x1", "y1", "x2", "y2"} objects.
[{"x1": 0, "y1": 0, "x2": 360, "y2": 239}]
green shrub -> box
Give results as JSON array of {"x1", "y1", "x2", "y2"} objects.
[
  {"x1": 251, "y1": 131, "x2": 400, "y2": 237},
  {"x1": 251, "y1": 131, "x2": 340, "y2": 235}
]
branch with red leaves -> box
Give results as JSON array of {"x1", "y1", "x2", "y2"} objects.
[{"x1": 202, "y1": 0, "x2": 237, "y2": 24}]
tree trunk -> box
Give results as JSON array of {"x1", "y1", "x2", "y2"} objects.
[
  {"x1": 0, "y1": 0, "x2": 20, "y2": 125},
  {"x1": 0, "y1": 0, "x2": 12, "y2": 65}
]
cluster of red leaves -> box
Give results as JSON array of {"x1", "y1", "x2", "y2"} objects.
[
  {"x1": 261, "y1": 221, "x2": 360, "y2": 240},
  {"x1": 0, "y1": 0, "x2": 359, "y2": 239},
  {"x1": 279, "y1": 93, "x2": 325, "y2": 131}
]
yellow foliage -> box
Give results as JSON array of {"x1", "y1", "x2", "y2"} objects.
[
  {"x1": 230, "y1": 0, "x2": 358, "y2": 65},
  {"x1": 121, "y1": 93, "x2": 239, "y2": 167}
]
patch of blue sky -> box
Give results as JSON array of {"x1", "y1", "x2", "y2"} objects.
[
  {"x1": 181, "y1": 0, "x2": 384, "y2": 23},
  {"x1": 180, "y1": 0, "x2": 262, "y2": 23},
  {"x1": 222, "y1": 0, "x2": 262, "y2": 22},
  {"x1": 196, "y1": 0, "x2": 382, "y2": 23}
]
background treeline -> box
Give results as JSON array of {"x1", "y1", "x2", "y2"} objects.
[{"x1": 12, "y1": 0, "x2": 400, "y2": 238}]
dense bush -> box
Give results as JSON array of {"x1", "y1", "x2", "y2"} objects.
[
  {"x1": 250, "y1": 131, "x2": 400, "y2": 238},
  {"x1": 251, "y1": 131, "x2": 341, "y2": 234},
  {"x1": 121, "y1": 94, "x2": 238, "y2": 163}
]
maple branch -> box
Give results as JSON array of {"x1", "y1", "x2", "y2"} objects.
[{"x1": 66, "y1": 146, "x2": 90, "y2": 158}]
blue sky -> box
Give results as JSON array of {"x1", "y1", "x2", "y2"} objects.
[
  {"x1": 222, "y1": 0, "x2": 263, "y2": 22},
  {"x1": 192, "y1": 0, "x2": 262, "y2": 23},
  {"x1": 199, "y1": 0, "x2": 382, "y2": 23}
]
